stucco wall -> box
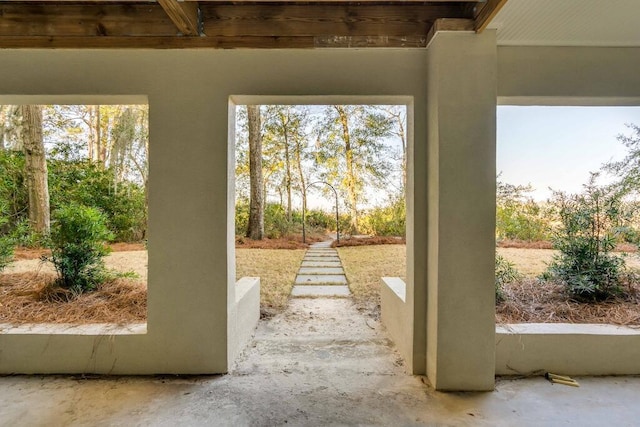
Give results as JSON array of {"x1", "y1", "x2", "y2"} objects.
[
  {"x1": 498, "y1": 46, "x2": 640, "y2": 104},
  {"x1": 495, "y1": 45, "x2": 640, "y2": 377},
  {"x1": 0, "y1": 49, "x2": 427, "y2": 374}
]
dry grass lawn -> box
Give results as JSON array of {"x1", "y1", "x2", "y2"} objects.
[
  {"x1": 235, "y1": 248, "x2": 305, "y2": 316},
  {"x1": 338, "y1": 245, "x2": 406, "y2": 317},
  {"x1": 498, "y1": 247, "x2": 640, "y2": 277}
]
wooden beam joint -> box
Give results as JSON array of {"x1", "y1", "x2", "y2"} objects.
[
  {"x1": 475, "y1": 0, "x2": 508, "y2": 32},
  {"x1": 426, "y1": 18, "x2": 474, "y2": 46},
  {"x1": 157, "y1": 0, "x2": 202, "y2": 36}
]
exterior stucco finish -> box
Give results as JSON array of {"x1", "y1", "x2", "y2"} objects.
[{"x1": 0, "y1": 49, "x2": 427, "y2": 375}]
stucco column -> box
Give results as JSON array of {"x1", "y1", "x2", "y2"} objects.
[{"x1": 426, "y1": 30, "x2": 497, "y2": 391}]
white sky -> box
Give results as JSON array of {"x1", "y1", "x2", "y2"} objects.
[{"x1": 497, "y1": 106, "x2": 640, "y2": 200}]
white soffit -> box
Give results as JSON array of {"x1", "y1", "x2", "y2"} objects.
[{"x1": 487, "y1": 0, "x2": 640, "y2": 47}]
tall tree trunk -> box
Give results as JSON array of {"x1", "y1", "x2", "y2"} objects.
[
  {"x1": 395, "y1": 113, "x2": 407, "y2": 191},
  {"x1": 246, "y1": 105, "x2": 264, "y2": 240},
  {"x1": 294, "y1": 138, "x2": 307, "y2": 217},
  {"x1": 0, "y1": 106, "x2": 6, "y2": 150},
  {"x1": 335, "y1": 106, "x2": 359, "y2": 234},
  {"x1": 1, "y1": 106, "x2": 22, "y2": 150},
  {"x1": 282, "y1": 112, "x2": 293, "y2": 222},
  {"x1": 21, "y1": 105, "x2": 50, "y2": 234}
]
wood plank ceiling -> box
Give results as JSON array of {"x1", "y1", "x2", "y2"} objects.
[{"x1": 0, "y1": 0, "x2": 508, "y2": 48}]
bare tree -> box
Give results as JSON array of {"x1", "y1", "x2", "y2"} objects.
[
  {"x1": 0, "y1": 106, "x2": 23, "y2": 151},
  {"x1": 335, "y1": 105, "x2": 359, "y2": 233},
  {"x1": 20, "y1": 105, "x2": 50, "y2": 234},
  {"x1": 246, "y1": 105, "x2": 264, "y2": 240}
]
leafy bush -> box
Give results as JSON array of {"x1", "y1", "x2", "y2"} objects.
[
  {"x1": 0, "y1": 150, "x2": 28, "y2": 232},
  {"x1": 0, "y1": 151, "x2": 146, "y2": 244},
  {"x1": 48, "y1": 203, "x2": 114, "y2": 292},
  {"x1": 496, "y1": 179, "x2": 551, "y2": 242},
  {"x1": 304, "y1": 208, "x2": 334, "y2": 230},
  {"x1": 264, "y1": 203, "x2": 292, "y2": 238},
  {"x1": 235, "y1": 199, "x2": 250, "y2": 235},
  {"x1": 360, "y1": 197, "x2": 405, "y2": 237},
  {"x1": 544, "y1": 175, "x2": 626, "y2": 301},
  {"x1": 0, "y1": 236, "x2": 12, "y2": 272},
  {"x1": 495, "y1": 254, "x2": 519, "y2": 302},
  {"x1": 0, "y1": 213, "x2": 13, "y2": 272},
  {"x1": 48, "y1": 159, "x2": 146, "y2": 242}
]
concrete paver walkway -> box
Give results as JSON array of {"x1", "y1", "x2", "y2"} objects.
[{"x1": 291, "y1": 240, "x2": 350, "y2": 297}]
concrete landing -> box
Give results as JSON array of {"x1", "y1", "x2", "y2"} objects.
[
  {"x1": 2, "y1": 298, "x2": 640, "y2": 426},
  {"x1": 291, "y1": 285, "x2": 351, "y2": 297}
]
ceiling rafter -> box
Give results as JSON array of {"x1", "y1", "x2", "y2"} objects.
[
  {"x1": 475, "y1": 0, "x2": 509, "y2": 32},
  {"x1": 157, "y1": 0, "x2": 201, "y2": 36},
  {"x1": 0, "y1": 0, "x2": 502, "y2": 49}
]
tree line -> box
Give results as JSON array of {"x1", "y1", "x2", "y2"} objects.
[
  {"x1": 0, "y1": 104, "x2": 148, "y2": 245},
  {"x1": 497, "y1": 124, "x2": 640, "y2": 302},
  {"x1": 236, "y1": 105, "x2": 407, "y2": 240}
]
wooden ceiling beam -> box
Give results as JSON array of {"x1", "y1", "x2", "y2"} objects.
[
  {"x1": 0, "y1": 1, "x2": 484, "y2": 48},
  {"x1": 0, "y1": 4, "x2": 177, "y2": 37},
  {"x1": 0, "y1": 35, "x2": 432, "y2": 49},
  {"x1": 157, "y1": 0, "x2": 201, "y2": 36},
  {"x1": 426, "y1": 17, "x2": 474, "y2": 46},
  {"x1": 475, "y1": 0, "x2": 509, "y2": 32},
  {"x1": 200, "y1": 4, "x2": 468, "y2": 38}
]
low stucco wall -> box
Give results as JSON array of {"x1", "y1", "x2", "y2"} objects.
[
  {"x1": 227, "y1": 277, "x2": 261, "y2": 369},
  {"x1": 496, "y1": 323, "x2": 640, "y2": 376},
  {"x1": 380, "y1": 277, "x2": 413, "y2": 371}
]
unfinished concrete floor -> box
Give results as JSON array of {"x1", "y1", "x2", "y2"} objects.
[{"x1": 1, "y1": 298, "x2": 640, "y2": 426}]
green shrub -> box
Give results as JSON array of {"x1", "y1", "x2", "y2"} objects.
[
  {"x1": 305, "y1": 208, "x2": 334, "y2": 230},
  {"x1": 544, "y1": 175, "x2": 626, "y2": 301},
  {"x1": 495, "y1": 254, "x2": 519, "y2": 302},
  {"x1": 0, "y1": 236, "x2": 12, "y2": 272},
  {"x1": 235, "y1": 199, "x2": 250, "y2": 235},
  {"x1": 0, "y1": 150, "x2": 28, "y2": 234},
  {"x1": 0, "y1": 213, "x2": 13, "y2": 272},
  {"x1": 360, "y1": 197, "x2": 405, "y2": 237},
  {"x1": 496, "y1": 180, "x2": 551, "y2": 242},
  {"x1": 48, "y1": 159, "x2": 146, "y2": 242},
  {"x1": 264, "y1": 203, "x2": 292, "y2": 238},
  {"x1": 48, "y1": 203, "x2": 114, "y2": 292}
]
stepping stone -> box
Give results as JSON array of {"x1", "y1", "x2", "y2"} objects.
[
  {"x1": 309, "y1": 241, "x2": 333, "y2": 248},
  {"x1": 304, "y1": 255, "x2": 340, "y2": 261},
  {"x1": 305, "y1": 252, "x2": 338, "y2": 257},
  {"x1": 298, "y1": 267, "x2": 345, "y2": 275},
  {"x1": 295, "y1": 274, "x2": 347, "y2": 285},
  {"x1": 291, "y1": 285, "x2": 351, "y2": 297},
  {"x1": 301, "y1": 261, "x2": 342, "y2": 268}
]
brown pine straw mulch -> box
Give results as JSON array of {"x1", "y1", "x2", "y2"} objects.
[
  {"x1": 235, "y1": 233, "x2": 327, "y2": 249},
  {"x1": 497, "y1": 239, "x2": 638, "y2": 252},
  {"x1": 332, "y1": 236, "x2": 406, "y2": 247},
  {"x1": 496, "y1": 278, "x2": 640, "y2": 326},
  {"x1": 0, "y1": 272, "x2": 146, "y2": 324}
]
